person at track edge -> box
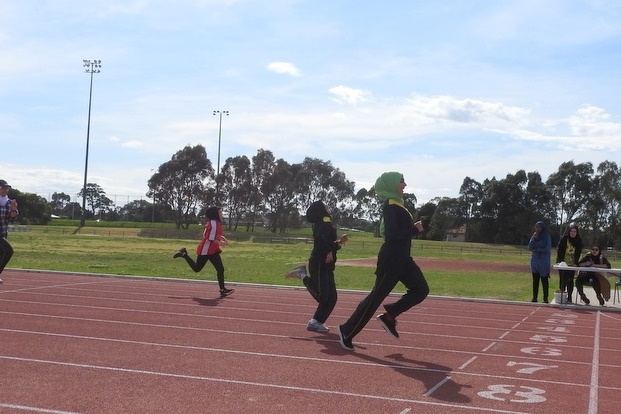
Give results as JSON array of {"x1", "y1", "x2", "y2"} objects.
[
  {"x1": 337, "y1": 172, "x2": 429, "y2": 351},
  {"x1": 555, "y1": 223, "x2": 583, "y2": 303},
  {"x1": 285, "y1": 200, "x2": 349, "y2": 332},
  {"x1": 528, "y1": 220, "x2": 552, "y2": 303},
  {"x1": 173, "y1": 206, "x2": 234, "y2": 297},
  {"x1": 0, "y1": 179, "x2": 19, "y2": 285},
  {"x1": 576, "y1": 244, "x2": 611, "y2": 306}
]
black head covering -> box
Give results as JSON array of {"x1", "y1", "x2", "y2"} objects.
[
  {"x1": 305, "y1": 201, "x2": 329, "y2": 224},
  {"x1": 204, "y1": 206, "x2": 221, "y2": 221}
]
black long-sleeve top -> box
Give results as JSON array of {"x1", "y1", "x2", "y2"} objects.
[
  {"x1": 376, "y1": 201, "x2": 420, "y2": 275},
  {"x1": 310, "y1": 218, "x2": 340, "y2": 271}
]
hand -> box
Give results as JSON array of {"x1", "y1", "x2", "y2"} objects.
[
  {"x1": 414, "y1": 220, "x2": 424, "y2": 231},
  {"x1": 219, "y1": 236, "x2": 229, "y2": 246},
  {"x1": 325, "y1": 251, "x2": 334, "y2": 264},
  {"x1": 10, "y1": 199, "x2": 18, "y2": 210},
  {"x1": 339, "y1": 234, "x2": 349, "y2": 245}
]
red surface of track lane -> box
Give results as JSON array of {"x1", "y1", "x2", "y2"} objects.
[{"x1": 1, "y1": 269, "x2": 620, "y2": 414}]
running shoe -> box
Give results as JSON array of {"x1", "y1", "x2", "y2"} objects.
[
  {"x1": 285, "y1": 265, "x2": 307, "y2": 280},
  {"x1": 220, "y1": 288, "x2": 235, "y2": 297},
  {"x1": 336, "y1": 325, "x2": 354, "y2": 351},
  {"x1": 307, "y1": 319, "x2": 329, "y2": 332},
  {"x1": 377, "y1": 313, "x2": 399, "y2": 338},
  {"x1": 173, "y1": 247, "x2": 187, "y2": 258}
]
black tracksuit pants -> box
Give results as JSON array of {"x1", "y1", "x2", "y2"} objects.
[
  {"x1": 339, "y1": 258, "x2": 429, "y2": 341},
  {"x1": 304, "y1": 258, "x2": 337, "y2": 324}
]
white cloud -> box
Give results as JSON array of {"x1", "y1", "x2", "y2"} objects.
[
  {"x1": 329, "y1": 86, "x2": 374, "y2": 105},
  {"x1": 266, "y1": 61, "x2": 301, "y2": 77}
]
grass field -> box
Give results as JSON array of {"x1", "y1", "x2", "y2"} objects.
[{"x1": 5, "y1": 226, "x2": 591, "y2": 303}]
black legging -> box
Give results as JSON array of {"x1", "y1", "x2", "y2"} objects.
[
  {"x1": 576, "y1": 272, "x2": 603, "y2": 301},
  {"x1": 558, "y1": 269, "x2": 575, "y2": 299},
  {"x1": 304, "y1": 259, "x2": 337, "y2": 325},
  {"x1": 182, "y1": 253, "x2": 226, "y2": 290},
  {"x1": 339, "y1": 258, "x2": 429, "y2": 342},
  {"x1": 532, "y1": 273, "x2": 550, "y2": 303},
  {"x1": 0, "y1": 237, "x2": 14, "y2": 274}
]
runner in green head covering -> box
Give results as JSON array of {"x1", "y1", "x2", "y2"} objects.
[
  {"x1": 336, "y1": 171, "x2": 428, "y2": 351},
  {"x1": 375, "y1": 172, "x2": 407, "y2": 236},
  {"x1": 374, "y1": 172, "x2": 404, "y2": 204}
]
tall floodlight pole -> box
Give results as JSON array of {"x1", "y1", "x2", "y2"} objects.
[
  {"x1": 80, "y1": 59, "x2": 102, "y2": 227},
  {"x1": 212, "y1": 110, "x2": 229, "y2": 202}
]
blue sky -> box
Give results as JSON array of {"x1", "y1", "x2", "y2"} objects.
[{"x1": 2, "y1": 0, "x2": 621, "y2": 207}]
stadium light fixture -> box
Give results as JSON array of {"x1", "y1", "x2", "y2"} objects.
[
  {"x1": 80, "y1": 59, "x2": 102, "y2": 227},
  {"x1": 213, "y1": 110, "x2": 229, "y2": 202}
]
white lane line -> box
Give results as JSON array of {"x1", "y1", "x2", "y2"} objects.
[
  {"x1": 424, "y1": 376, "x2": 452, "y2": 397},
  {"x1": 458, "y1": 356, "x2": 478, "y2": 370},
  {"x1": 0, "y1": 355, "x2": 530, "y2": 414},
  {"x1": 0, "y1": 403, "x2": 79, "y2": 413},
  {"x1": 588, "y1": 311, "x2": 601, "y2": 414}
]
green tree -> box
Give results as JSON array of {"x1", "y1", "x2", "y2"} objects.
[
  {"x1": 546, "y1": 161, "x2": 594, "y2": 226},
  {"x1": 9, "y1": 190, "x2": 51, "y2": 225},
  {"x1": 50, "y1": 192, "x2": 71, "y2": 216},
  {"x1": 148, "y1": 144, "x2": 213, "y2": 229},
  {"x1": 427, "y1": 197, "x2": 460, "y2": 241},
  {"x1": 219, "y1": 155, "x2": 253, "y2": 230},
  {"x1": 262, "y1": 159, "x2": 299, "y2": 233},
  {"x1": 78, "y1": 183, "x2": 114, "y2": 220}
]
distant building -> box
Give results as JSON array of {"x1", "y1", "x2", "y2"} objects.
[{"x1": 445, "y1": 224, "x2": 467, "y2": 242}]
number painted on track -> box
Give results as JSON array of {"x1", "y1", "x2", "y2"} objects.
[
  {"x1": 544, "y1": 318, "x2": 575, "y2": 325},
  {"x1": 507, "y1": 361, "x2": 558, "y2": 374},
  {"x1": 530, "y1": 334, "x2": 567, "y2": 343},
  {"x1": 520, "y1": 346, "x2": 562, "y2": 356},
  {"x1": 537, "y1": 326, "x2": 570, "y2": 333},
  {"x1": 478, "y1": 385, "x2": 546, "y2": 403}
]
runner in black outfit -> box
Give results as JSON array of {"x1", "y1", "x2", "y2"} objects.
[{"x1": 337, "y1": 171, "x2": 429, "y2": 351}]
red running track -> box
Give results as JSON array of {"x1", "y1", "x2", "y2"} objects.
[{"x1": 1, "y1": 269, "x2": 620, "y2": 414}]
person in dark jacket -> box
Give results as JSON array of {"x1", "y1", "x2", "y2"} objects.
[
  {"x1": 0, "y1": 179, "x2": 19, "y2": 285},
  {"x1": 336, "y1": 172, "x2": 429, "y2": 351},
  {"x1": 576, "y1": 244, "x2": 611, "y2": 306},
  {"x1": 285, "y1": 201, "x2": 348, "y2": 332},
  {"x1": 528, "y1": 220, "x2": 552, "y2": 303},
  {"x1": 555, "y1": 223, "x2": 583, "y2": 303}
]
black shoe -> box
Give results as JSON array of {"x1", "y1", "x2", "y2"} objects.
[
  {"x1": 531, "y1": 299, "x2": 537, "y2": 303},
  {"x1": 173, "y1": 247, "x2": 187, "y2": 258},
  {"x1": 598, "y1": 297, "x2": 605, "y2": 306},
  {"x1": 581, "y1": 296, "x2": 590, "y2": 305},
  {"x1": 377, "y1": 313, "x2": 399, "y2": 338},
  {"x1": 220, "y1": 288, "x2": 234, "y2": 297},
  {"x1": 336, "y1": 325, "x2": 354, "y2": 351}
]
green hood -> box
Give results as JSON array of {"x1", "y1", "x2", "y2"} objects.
[{"x1": 374, "y1": 172, "x2": 404, "y2": 204}]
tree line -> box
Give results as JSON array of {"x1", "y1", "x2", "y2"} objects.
[{"x1": 10, "y1": 145, "x2": 621, "y2": 249}]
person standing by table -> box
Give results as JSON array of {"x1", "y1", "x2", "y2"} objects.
[
  {"x1": 529, "y1": 220, "x2": 552, "y2": 303},
  {"x1": 0, "y1": 179, "x2": 19, "y2": 285},
  {"x1": 555, "y1": 223, "x2": 583, "y2": 303},
  {"x1": 576, "y1": 244, "x2": 611, "y2": 306},
  {"x1": 336, "y1": 171, "x2": 429, "y2": 351}
]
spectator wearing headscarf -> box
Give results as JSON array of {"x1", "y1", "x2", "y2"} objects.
[{"x1": 529, "y1": 220, "x2": 552, "y2": 303}]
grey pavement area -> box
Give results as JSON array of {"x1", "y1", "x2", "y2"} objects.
[{"x1": 553, "y1": 277, "x2": 621, "y2": 309}]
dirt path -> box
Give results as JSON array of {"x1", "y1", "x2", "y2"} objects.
[{"x1": 338, "y1": 257, "x2": 529, "y2": 273}]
